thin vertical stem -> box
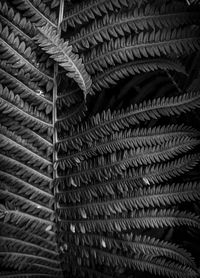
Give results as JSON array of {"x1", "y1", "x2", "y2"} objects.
[
  {"x1": 52, "y1": 0, "x2": 65, "y2": 275},
  {"x1": 53, "y1": 0, "x2": 65, "y2": 180},
  {"x1": 53, "y1": 66, "x2": 58, "y2": 178}
]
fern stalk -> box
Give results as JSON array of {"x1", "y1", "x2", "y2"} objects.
[{"x1": 52, "y1": 2, "x2": 64, "y2": 277}]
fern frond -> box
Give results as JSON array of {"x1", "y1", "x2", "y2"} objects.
[
  {"x1": 57, "y1": 124, "x2": 199, "y2": 164},
  {"x1": 0, "y1": 189, "x2": 53, "y2": 220},
  {"x1": 56, "y1": 101, "x2": 87, "y2": 132},
  {"x1": 70, "y1": 3, "x2": 200, "y2": 52},
  {"x1": 0, "y1": 252, "x2": 61, "y2": 271},
  {"x1": 66, "y1": 233, "x2": 196, "y2": 268},
  {"x1": 0, "y1": 85, "x2": 53, "y2": 137},
  {"x1": 91, "y1": 58, "x2": 187, "y2": 92},
  {"x1": 58, "y1": 182, "x2": 200, "y2": 221},
  {"x1": 59, "y1": 90, "x2": 200, "y2": 148},
  {"x1": 57, "y1": 137, "x2": 199, "y2": 180},
  {"x1": 0, "y1": 66, "x2": 53, "y2": 113},
  {"x1": 0, "y1": 153, "x2": 51, "y2": 190},
  {"x1": 84, "y1": 27, "x2": 200, "y2": 75},
  {"x1": 57, "y1": 87, "x2": 81, "y2": 108},
  {"x1": 57, "y1": 153, "x2": 200, "y2": 201},
  {"x1": 0, "y1": 58, "x2": 52, "y2": 100},
  {"x1": 0, "y1": 205, "x2": 55, "y2": 236},
  {"x1": 12, "y1": 0, "x2": 58, "y2": 28},
  {"x1": 0, "y1": 123, "x2": 50, "y2": 159},
  {"x1": 60, "y1": 209, "x2": 200, "y2": 232},
  {"x1": 0, "y1": 7, "x2": 54, "y2": 80},
  {"x1": 66, "y1": 245, "x2": 198, "y2": 278},
  {"x1": 0, "y1": 1, "x2": 35, "y2": 43},
  {"x1": 1, "y1": 0, "x2": 200, "y2": 276},
  {"x1": 0, "y1": 237, "x2": 56, "y2": 262},
  {"x1": 34, "y1": 24, "x2": 92, "y2": 98},
  {"x1": 0, "y1": 22, "x2": 53, "y2": 86},
  {"x1": 0, "y1": 170, "x2": 53, "y2": 206},
  {"x1": 0, "y1": 119, "x2": 52, "y2": 156},
  {"x1": 0, "y1": 222, "x2": 57, "y2": 252},
  {"x1": 0, "y1": 133, "x2": 52, "y2": 174},
  {"x1": 61, "y1": 0, "x2": 129, "y2": 31}
]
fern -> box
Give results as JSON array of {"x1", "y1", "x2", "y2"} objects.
[
  {"x1": 0, "y1": 66, "x2": 53, "y2": 114},
  {"x1": 91, "y1": 58, "x2": 187, "y2": 92},
  {"x1": 0, "y1": 21, "x2": 54, "y2": 92},
  {"x1": 0, "y1": 120, "x2": 52, "y2": 156},
  {"x1": 65, "y1": 233, "x2": 196, "y2": 267},
  {"x1": 57, "y1": 124, "x2": 199, "y2": 163},
  {"x1": 0, "y1": 84, "x2": 53, "y2": 137},
  {"x1": 57, "y1": 154, "x2": 200, "y2": 204},
  {"x1": 0, "y1": 204, "x2": 56, "y2": 237},
  {"x1": 60, "y1": 208, "x2": 200, "y2": 231},
  {"x1": 61, "y1": 0, "x2": 130, "y2": 31},
  {"x1": 58, "y1": 89, "x2": 200, "y2": 150},
  {"x1": 57, "y1": 86, "x2": 82, "y2": 108},
  {"x1": 83, "y1": 27, "x2": 200, "y2": 75},
  {"x1": 70, "y1": 3, "x2": 200, "y2": 52},
  {"x1": 65, "y1": 246, "x2": 198, "y2": 278},
  {"x1": 0, "y1": 1, "x2": 35, "y2": 42},
  {"x1": 12, "y1": 0, "x2": 58, "y2": 28},
  {"x1": 0, "y1": 222, "x2": 57, "y2": 251},
  {"x1": 56, "y1": 101, "x2": 88, "y2": 132},
  {"x1": 57, "y1": 181, "x2": 200, "y2": 219},
  {"x1": 1, "y1": 1, "x2": 200, "y2": 277},
  {"x1": 57, "y1": 138, "x2": 199, "y2": 185},
  {"x1": 34, "y1": 24, "x2": 92, "y2": 98}
]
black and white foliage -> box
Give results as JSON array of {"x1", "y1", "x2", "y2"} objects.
[{"x1": 0, "y1": 0, "x2": 200, "y2": 278}]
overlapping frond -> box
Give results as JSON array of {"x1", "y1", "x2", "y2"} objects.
[
  {"x1": 0, "y1": 1, "x2": 54, "y2": 104},
  {"x1": 0, "y1": 21, "x2": 53, "y2": 83},
  {"x1": 1, "y1": 0, "x2": 200, "y2": 277},
  {"x1": 34, "y1": 24, "x2": 92, "y2": 98}
]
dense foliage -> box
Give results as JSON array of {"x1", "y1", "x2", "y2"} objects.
[{"x1": 0, "y1": 0, "x2": 200, "y2": 277}]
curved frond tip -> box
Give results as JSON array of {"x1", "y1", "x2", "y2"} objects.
[{"x1": 34, "y1": 24, "x2": 92, "y2": 98}]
